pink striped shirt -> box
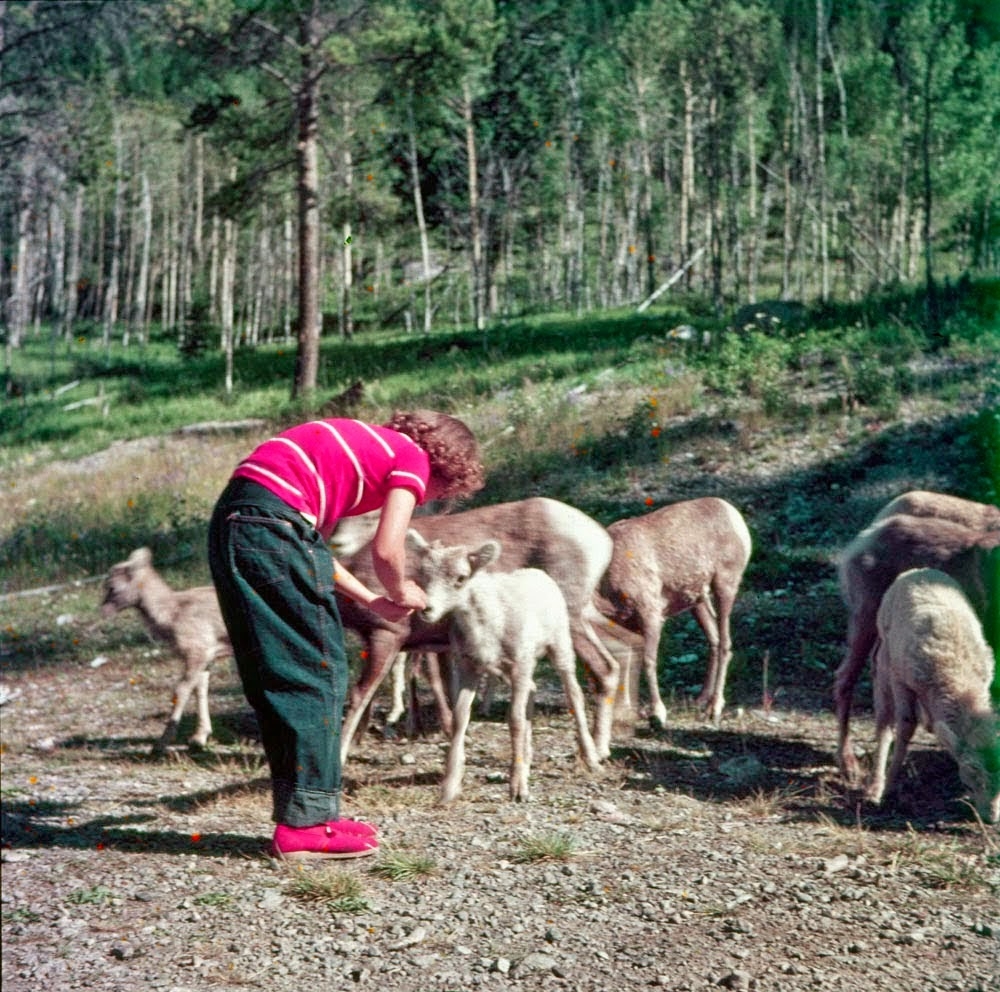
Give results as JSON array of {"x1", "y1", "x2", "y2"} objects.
[{"x1": 231, "y1": 419, "x2": 430, "y2": 539}]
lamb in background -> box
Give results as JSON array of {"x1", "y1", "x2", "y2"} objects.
[
  {"x1": 596, "y1": 497, "x2": 752, "y2": 726},
  {"x1": 407, "y1": 530, "x2": 602, "y2": 803},
  {"x1": 867, "y1": 568, "x2": 999, "y2": 823},
  {"x1": 331, "y1": 497, "x2": 622, "y2": 763},
  {"x1": 100, "y1": 547, "x2": 233, "y2": 753},
  {"x1": 834, "y1": 512, "x2": 1000, "y2": 783}
]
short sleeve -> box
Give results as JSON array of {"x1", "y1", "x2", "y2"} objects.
[{"x1": 387, "y1": 440, "x2": 430, "y2": 504}]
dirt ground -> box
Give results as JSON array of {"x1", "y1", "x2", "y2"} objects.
[
  {"x1": 2, "y1": 640, "x2": 998, "y2": 992},
  {"x1": 2, "y1": 358, "x2": 999, "y2": 991}
]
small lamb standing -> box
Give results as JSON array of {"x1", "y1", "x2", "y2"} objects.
[
  {"x1": 100, "y1": 547, "x2": 233, "y2": 753},
  {"x1": 407, "y1": 530, "x2": 603, "y2": 804},
  {"x1": 867, "y1": 568, "x2": 999, "y2": 824},
  {"x1": 597, "y1": 497, "x2": 752, "y2": 726}
]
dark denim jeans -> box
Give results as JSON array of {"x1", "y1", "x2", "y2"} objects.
[{"x1": 208, "y1": 477, "x2": 346, "y2": 827}]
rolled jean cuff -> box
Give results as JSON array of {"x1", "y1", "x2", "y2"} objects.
[{"x1": 274, "y1": 780, "x2": 341, "y2": 827}]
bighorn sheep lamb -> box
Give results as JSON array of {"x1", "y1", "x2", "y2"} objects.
[
  {"x1": 834, "y1": 512, "x2": 1000, "y2": 783},
  {"x1": 332, "y1": 497, "x2": 622, "y2": 763},
  {"x1": 596, "y1": 497, "x2": 752, "y2": 726},
  {"x1": 407, "y1": 530, "x2": 603, "y2": 803},
  {"x1": 867, "y1": 568, "x2": 999, "y2": 823},
  {"x1": 100, "y1": 547, "x2": 233, "y2": 753}
]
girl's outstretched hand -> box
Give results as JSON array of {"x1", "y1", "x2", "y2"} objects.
[{"x1": 368, "y1": 596, "x2": 417, "y2": 623}]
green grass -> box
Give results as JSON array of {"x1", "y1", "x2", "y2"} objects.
[
  {"x1": 368, "y1": 850, "x2": 438, "y2": 881},
  {"x1": 286, "y1": 870, "x2": 371, "y2": 913},
  {"x1": 514, "y1": 831, "x2": 582, "y2": 863},
  {"x1": 2, "y1": 284, "x2": 998, "y2": 706}
]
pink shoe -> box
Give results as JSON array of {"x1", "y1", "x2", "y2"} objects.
[{"x1": 272, "y1": 820, "x2": 379, "y2": 861}]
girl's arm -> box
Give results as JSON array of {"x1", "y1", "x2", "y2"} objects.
[
  {"x1": 370, "y1": 487, "x2": 427, "y2": 611},
  {"x1": 332, "y1": 556, "x2": 414, "y2": 623}
]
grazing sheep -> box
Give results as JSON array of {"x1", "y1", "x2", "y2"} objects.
[
  {"x1": 834, "y1": 514, "x2": 1000, "y2": 783},
  {"x1": 597, "y1": 497, "x2": 752, "y2": 726},
  {"x1": 868, "y1": 568, "x2": 999, "y2": 823},
  {"x1": 407, "y1": 530, "x2": 602, "y2": 803},
  {"x1": 332, "y1": 497, "x2": 622, "y2": 763},
  {"x1": 872, "y1": 490, "x2": 1000, "y2": 531},
  {"x1": 100, "y1": 547, "x2": 233, "y2": 753}
]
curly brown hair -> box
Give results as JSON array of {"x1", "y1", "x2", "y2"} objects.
[{"x1": 383, "y1": 410, "x2": 485, "y2": 500}]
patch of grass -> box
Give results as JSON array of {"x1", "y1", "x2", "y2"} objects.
[
  {"x1": 66, "y1": 885, "x2": 114, "y2": 905},
  {"x1": 193, "y1": 891, "x2": 232, "y2": 907},
  {"x1": 3, "y1": 907, "x2": 42, "y2": 923},
  {"x1": 884, "y1": 829, "x2": 998, "y2": 893},
  {"x1": 736, "y1": 784, "x2": 807, "y2": 819},
  {"x1": 368, "y1": 850, "x2": 437, "y2": 881},
  {"x1": 286, "y1": 870, "x2": 371, "y2": 913},
  {"x1": 513, "y1": 831, "x2": 581, "y2": 863}
]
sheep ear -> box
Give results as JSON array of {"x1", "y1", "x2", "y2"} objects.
[
  {"x1": 470, "y1": 540, "x2": 501, "y2": 571},
  {"x1": 406, "y1": 529, "x2": 428, "y2": 552},
  {"x1": 129, "y1": 547, "x2": 152, "y2": 567}
]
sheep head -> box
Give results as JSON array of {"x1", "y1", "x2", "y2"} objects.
[
  {"x1": 954, "y1": 713, "x2": 1000, "y2": 824},
  {"x1": 406, "y1": 529, "x2": 502, "y2": 624},
  {"x1": 100, "y1": 547, "x2": 154, "y2": 618}
]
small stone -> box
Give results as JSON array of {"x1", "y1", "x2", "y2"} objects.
[
  {"x1": 823, "y1": 854, "x2": 850, "y2": 875},
  {"x1": 514, "y1": 951, "x2": 558, "y2": 974},
  {"x1": 390, "y1": 926, "x2": 426, "y2": 950},
  {"x1": 718, "y1": 969, "x2": 753, "y2": 989}
]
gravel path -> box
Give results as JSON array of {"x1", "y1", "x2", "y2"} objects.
[
  {"x1": 2, "y1": 653, "x2": 998, "y2": 992},
  {"x1": 3, "y1": 357, "x2": 998, "y2": 991}
]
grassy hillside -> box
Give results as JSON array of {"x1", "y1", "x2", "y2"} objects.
[{"x1": 2, "y1": 283, "x2": 998, "y2": 712}]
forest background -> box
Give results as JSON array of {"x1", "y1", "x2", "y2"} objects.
[
  {"x1": 3, "y1": 0, "x2": 999, "y2": 402},
  {"x1": 2, "y1": 0, "x2": 999, "y2": 679}
]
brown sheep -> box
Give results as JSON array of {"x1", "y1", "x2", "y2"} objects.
[
  {"x1": 596, "y1": 497, "x2": 752, "y2": 726},
  {"x1": 100, "y1": 548, "x2": 232, "y2": 753},
  {"x1": 834, "y1": 514, "x2": 999, "y2": 783}
]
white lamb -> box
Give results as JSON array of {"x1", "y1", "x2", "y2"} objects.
[
  {"x1": 406, "y1": 530, "x2": 603, "y2": 804},
  {"x1": 867, "y1": 567, "x2": 1000, "y2": 823}
]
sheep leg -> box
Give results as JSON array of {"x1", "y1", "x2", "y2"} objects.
[
  {"x1": 834, "y1": 610, "x2": 878, "y2": 784},
  {"x1": 406, "y1": 656, "x2": 421, "y2": 738},
  {"x1": 386, "y1": 652, "x2": 407, "y2": 726},
  {"x1": 552, "y1": 647, "x2": 602, "y2": 772},
  {"x1": 881, "y1": 688, "x2": 919, "y2": 804},
  {"x1": 440, "y1": 667, "x2": 479, "y2": 805},
  {"x1": 691, "y1": 599, "x2": 722, "y2": 715},
  {"x1": 706, "y1": 590, "x2": 735, "y2": 724},
  {"x1": 638, "y1": 612, "x2": 668, "y2": 729},
  {"x1": 865, "y1": 644, "x2": 895, "y2": 803},
  {"x1": 189, "y1": 668, "x2": 213, "y2": 748},
  {"x1": 424, "y1": 652, "x2": 455, "y2": 738},
  {"x1": 508, "y1": 671, "x2": 535, "y2": 801},
  {"x1": 572, "y1": 605, "x2": 622, "y2": 760},
  {"x1": 340, "y1": 638, "x2": 401, "y2": 765},
  {"x1": 154, "y1": 663, "x2": 203, "y2": 754}
]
